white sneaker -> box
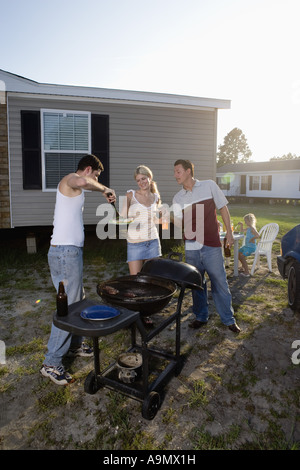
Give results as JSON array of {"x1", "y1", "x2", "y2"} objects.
[{"x1": 40, "y1": 365, "x2": 73, "y2": 385}]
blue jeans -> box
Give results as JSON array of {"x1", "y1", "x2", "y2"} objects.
[
  {"x1": 44, "y1": 245, "x2": 84, "y2": 367},
  {"x1": 185, "y1": 245, "x2": 235, "y2": 326}
]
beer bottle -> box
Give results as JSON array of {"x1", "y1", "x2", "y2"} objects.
[
  {"x1": 223, "y1": 237, "x2": 231, "y2": 267},
  {"x1": 224, "y1": 238, "x2": 231, "y2": 258},
  {"x1": 57, "y1": 281, "x2": 68, "y2": 317},
  {"x1": 224, "y1": 238, "x2": 231, "y2": 257}
]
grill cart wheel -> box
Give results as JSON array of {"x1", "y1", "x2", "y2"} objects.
[
  {"x1": 84, "y1": 371, "x2": 102, "y2": 395},
  {"x1": 142, "y1": 391, "x2": 161, "y2": 420}
]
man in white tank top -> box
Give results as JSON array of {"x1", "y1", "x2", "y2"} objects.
[{"x1": 41, "y1": 154, "x2": 116, "y2": 385}]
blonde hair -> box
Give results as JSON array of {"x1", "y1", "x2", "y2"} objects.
[
  {"x1": 244, "y1": 213, "x2": 257, "y2": 228},
  {"x1": 134, "y1": 165, "x2": 161, "y2": 202}
]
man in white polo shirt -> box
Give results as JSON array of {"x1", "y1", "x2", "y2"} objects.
[{"x1": 173, "y1": 159, "x2": 240, "y2": 333}]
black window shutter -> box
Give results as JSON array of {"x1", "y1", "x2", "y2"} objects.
[
  {"x1": 21, "y1": 111, "x2": 42, "y2": 189},
  {"x1": 91, "y1": 114, "x2": 109, "y2": 187},
  {"x1": 268, "y1": 175, "x2": 272, "y2": 191},
  {"x1": 249, "y1": 176, "x2": 253, "y2": 190}
]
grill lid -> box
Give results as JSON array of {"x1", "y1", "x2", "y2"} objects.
[{"x1": 141, "y1": 253, "x2": 203, "y2": 290}]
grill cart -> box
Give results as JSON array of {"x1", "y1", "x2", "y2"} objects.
[{"x1": 54, "y1": 255, "x2": 203, "y2": 419}]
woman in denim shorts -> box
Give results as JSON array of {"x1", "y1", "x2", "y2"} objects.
[
  {"x1": 121, "y1": 165, "x2": 163, "y2": 324},
  {"x1": 122, "y1": 165, "x2": 162, "y2": 271}
]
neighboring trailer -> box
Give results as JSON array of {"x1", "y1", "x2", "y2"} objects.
[{"x1": 217, "y1": 160, "x2": 300, "y2": 203}]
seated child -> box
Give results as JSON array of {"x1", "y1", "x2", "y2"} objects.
[{"x1": 237, "y1": 213, "x2": 260, "y2": 277}]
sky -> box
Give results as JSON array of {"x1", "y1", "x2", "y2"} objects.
[{"x1": 1, "y1": 0, "x2": 300, "y2": 162}]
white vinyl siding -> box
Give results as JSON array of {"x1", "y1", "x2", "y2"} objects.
[
  {"x1": 41, "y1": 109, "x2": 91, "y2": 190},
  {"x1": 8, "y1": 96, "x2": 216, "y2": 227}
]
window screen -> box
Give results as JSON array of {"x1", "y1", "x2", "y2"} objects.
[{"x1": 42, "y1": 110, "x2": 90, "y2": 189}]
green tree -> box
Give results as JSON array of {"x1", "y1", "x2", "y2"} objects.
[
  {"x1": 270, "y1": 152, "x2": 300, "y2": 160},
  {"x1": 217, "y1": 128, "x2": 252, "y2": 167}
]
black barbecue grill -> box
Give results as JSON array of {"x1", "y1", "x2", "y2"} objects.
[{"x1": 53, "y1": 254, "x2": 203, "y2": 420}]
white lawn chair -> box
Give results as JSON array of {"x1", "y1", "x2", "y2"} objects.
[{"x1": 250, "y1": 223, "x2": 279, "y2": 275}]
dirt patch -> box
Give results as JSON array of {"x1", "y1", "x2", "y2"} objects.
[{"x1": 1, "y1": 255, "x2": 300, "y2": 450}]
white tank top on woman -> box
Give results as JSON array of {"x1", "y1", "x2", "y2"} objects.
[
  {"x1": 127, "y1": 190, "x2": 159, "y2": 243},
  {"x1": 51, "y1": 186, "x2": 85, "y2": 247}
]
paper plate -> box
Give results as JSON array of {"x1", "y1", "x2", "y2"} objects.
[
  {"x1": 80, "y1": 305, "x2": 120, "y2": 321},
  {"x1": 109, "y1": 218, "x2": 133, "y2": 225}
]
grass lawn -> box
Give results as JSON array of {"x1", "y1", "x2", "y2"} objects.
[
  {"x1": 225, "y1": 201, "x2": 299, "y2": 238},
  {"x1": 1, "y1": 201, "x2": 300, "y2": 450}
]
